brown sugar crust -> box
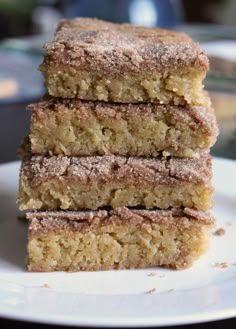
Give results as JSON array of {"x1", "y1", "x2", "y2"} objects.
[
  {"x1": 41, "y1": 18, "x2": 208, "y2": 74},
  {"x1": 28, "y1": 96, "x2": 218, "y2": 157},
  {"x1": 27, "y1": 207, "x2": 215, "y2": 236},
  {"x1": 18, "y1": 153, "x2": 213, "y2": 211},
  {"x1": 30, "y1": 95, "x2": 215, "y2": 130},
  {"x1": 26, "y1": 207, "x2": 214, "y2": 271},
  {"x1": 21, "y1": 153, "x2": 212, "y2": 187}
]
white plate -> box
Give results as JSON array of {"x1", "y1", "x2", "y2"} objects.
[{"x1": 0, "y1": 158, "x2": 236, "y2": 327}]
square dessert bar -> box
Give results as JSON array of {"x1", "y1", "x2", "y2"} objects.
[
  {"x1": 27, "y1": 207, "x2": 214, "y2": 271},
  {"x1": 18, "y1": 153, "x2": 213, "y2": 211},
  {"x1": 28, "y1": 97, "x2": 218, "y2": 158},
  {"x1": 40, "y1": 18, "x2": 209, "y2": 106}
]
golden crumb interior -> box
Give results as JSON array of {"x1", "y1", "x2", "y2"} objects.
[
  {"x1": 27, "y1": 217, "x2": 211, "y2": 271},
  {"x1": 19, "y1": 176, "x2": 212, "y2": 211},
  {"x1": 30, "y1": 105, "x2": 215, "y2": 158},
  {"x1": 42, "y1": 67, "x2": 209, "y2": 106}
]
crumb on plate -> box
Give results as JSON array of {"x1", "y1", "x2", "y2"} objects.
[
  {"x1": 147, "y1": 288, "x2": 156, "y2": 294},
  {"x1": 147, "y1": 272, "x2": 157, "y2": 277},
  {"x1": 41, "y1": 283, "x2": 50, "y2": 288},
  {"x1": 214, "y1": 262, "x2": 228, "y2": 268},
  {"x1": 214, "y1": 228, "x2": 226, "y2": 236}
]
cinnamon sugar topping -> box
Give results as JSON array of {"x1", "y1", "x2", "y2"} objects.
[
  {"x1": 40, "y1": 17, "x2": 208, "y2": 74},
  {"x1": 22, "y1": 153, "x2": 212, "y2": 187}
]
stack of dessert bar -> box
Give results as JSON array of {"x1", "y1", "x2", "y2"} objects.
[{"x1": 18, "y1": 18, "x2": 218, "y2": 272}]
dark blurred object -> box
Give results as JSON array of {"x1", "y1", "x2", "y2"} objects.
[
  {"x1": 60, "y1": 0, "x2": 183, "y2": 28},
  {"x1": 180, "y1": 24, "x2": 236, "y2": 160},
  {"x1": 209, "y1": 92, "x2": 236, "y2": 159},
  {"x1": 205, "y1": 40, "x2": 236, "y2": 160},
  {"x1": 182, "y1": 0, "x2": 224, "y2": 24},
  {"x1": 0, "y1": 50, "x2": 44, "y2": 163},
  {"x1": 0, "y1": 0, "x2": 37, "y2": 39},
  {"x1": 0, "y1": 101, "x2": 31, "y2": 163}
]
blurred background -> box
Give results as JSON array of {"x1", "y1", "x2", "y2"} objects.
[{"x1": 0, "y1": 0, "x2": 236, "y2": 163}]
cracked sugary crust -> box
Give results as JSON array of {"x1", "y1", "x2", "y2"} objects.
[
  {"x1": 28, "y1": 97, "x2": 218, "y2": 157},
  {"x1": 40, "y1": 17, "x2": 208, "y2": 74},
  {"x1": 21, "y1": 152, "x2": 212, "y2": 188},
  {"x1": 28, "y1": 96, "x2": 218, "y2": 136},
  {"x1": 27, "y1": 207, "x2": 214, "y2": 270},
  {"x1": 27, "y1": 207, "x2": 215, "y2": 237}
]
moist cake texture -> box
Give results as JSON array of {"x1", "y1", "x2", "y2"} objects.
[
  {"x1": 40, "y1": 18, "x2": 209, "y2": 105},
  {"x1": 28, "y1": 97, "x2": 218, "y2": 157},
  {"x1": 18, "y1": 153, "x2": 213, "y2": 211},
  {"x1": 18, "y1": 17, "x2": 216, "y2": 273},
  {"x1": 27, "y1": 207, "x2": 215, "y2": 271}
]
